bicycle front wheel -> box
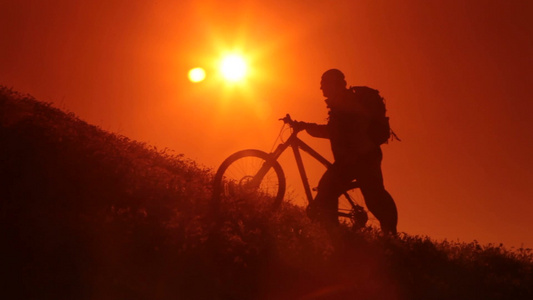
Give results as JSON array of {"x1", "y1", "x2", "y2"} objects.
[{"x1": 213, "y1": 149, "x2": 286, "y2": 208}]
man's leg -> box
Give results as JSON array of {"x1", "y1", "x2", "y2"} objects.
[
  {"x1": 357, "y1": 150, "x2": 398, "y2": 235},
  {"x1": 362, "y1": 186, "x2": 397, "y2": 235},
  {"x1": 312, "y1": 164, "x2": 350, "y2": 227}
]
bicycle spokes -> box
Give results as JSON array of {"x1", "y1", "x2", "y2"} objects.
[
  {"x1": 217, "y1": 153, "x2": 283, "y2": 202},
  {"x1": 339, "y1": 187, "x2": 378, "y2": 230}
]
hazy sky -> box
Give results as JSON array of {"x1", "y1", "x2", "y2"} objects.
[{"x1": 1, "y1": 0, "x2": 532, "y2": 248}]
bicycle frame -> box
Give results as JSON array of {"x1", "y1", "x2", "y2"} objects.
[
  {"x1": 264, "y1": 130, "x2": 330, "y2": 205},
  {"x1": 259, "y1": 129, "x2": 361, "y2": 220},
  {"x1": 214, "y1": 116, "x2": 367, "y2": 224}
]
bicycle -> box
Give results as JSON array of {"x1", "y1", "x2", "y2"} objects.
[{"x1": 213, "y1": 114, "x2": 378, "y2": 229}]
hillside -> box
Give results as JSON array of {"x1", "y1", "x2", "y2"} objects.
[{"x1": 1, "y1": 86, "x2": 532, "y2": 300}]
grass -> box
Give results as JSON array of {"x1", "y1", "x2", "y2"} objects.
[{"x1": 1, "y1": 86, "x2": 532, "y2": 299}]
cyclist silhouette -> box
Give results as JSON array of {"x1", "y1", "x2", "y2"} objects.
[{"x1": 294, "y1": 69, "x2": 398, "y2": 235}]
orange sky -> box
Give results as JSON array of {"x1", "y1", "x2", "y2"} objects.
[{"x1": 1, "y1": 0, "x2": 532, "y2": 249}]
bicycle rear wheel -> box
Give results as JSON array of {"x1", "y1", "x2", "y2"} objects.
[
  {"x1": 338, "y1": 182, "x2": 380, "y2": 230},
  {"x1": 213, "y1": 149, "x2": 286, "y2": 208}
]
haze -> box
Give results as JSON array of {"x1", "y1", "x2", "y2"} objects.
[{"x1": 1, "y1": 0, "x2": 532, "y2": 248}]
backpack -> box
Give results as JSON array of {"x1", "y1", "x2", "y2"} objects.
[{"x1": 349, "y1": 86, "x2": 400, "y2": 145}]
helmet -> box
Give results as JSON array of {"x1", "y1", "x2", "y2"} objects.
[{"x1": 321, "y1": 69, "x2": 346, "y2": 86}]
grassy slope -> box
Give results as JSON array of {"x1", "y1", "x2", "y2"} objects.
[{"x1": 1, "y1": 86, "x2": 532, "y2": 300}]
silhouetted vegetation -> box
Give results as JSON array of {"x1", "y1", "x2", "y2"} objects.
[{"x1": 1, "y1": 86, "x2": 532, "y2": 299}]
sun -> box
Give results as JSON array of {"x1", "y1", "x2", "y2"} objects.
[{"x1": 220, "y1": 54, "x2": 247, "y2": 82}]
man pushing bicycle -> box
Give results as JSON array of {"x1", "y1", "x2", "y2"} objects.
[{"x1": 293, "y1": 69, "x2": 398, "y2": 235}]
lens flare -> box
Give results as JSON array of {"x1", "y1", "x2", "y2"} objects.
[{"x1": 188, "y1": 67, "x2": 206, "y2": 82}]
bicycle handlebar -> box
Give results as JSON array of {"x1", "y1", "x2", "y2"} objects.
[
  {"x1": 279, "y1": 114, "x2": 306, "y2": 132},
  {"x1": 279, "y1": 114, "x2": 294, "y2": 125}
]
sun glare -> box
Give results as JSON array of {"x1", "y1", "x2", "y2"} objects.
[
  {"x1": 188, "y1": 67, "x2": 206, "y2": 82},
  {"x1": 220, "y1": 54, "x2": 247, "y2": 82}
]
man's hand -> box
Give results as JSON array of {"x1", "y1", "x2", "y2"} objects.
[
  {"x1": 292, "y1": 121, "x2": 308, "y2": 132},
  {"x1": 279, "y1": 114, "x2": 308, "y2": 132}
]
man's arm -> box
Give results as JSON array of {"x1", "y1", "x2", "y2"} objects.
[{"x1": 303, "y1": 123, "x2": 329, "y2": 139}]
